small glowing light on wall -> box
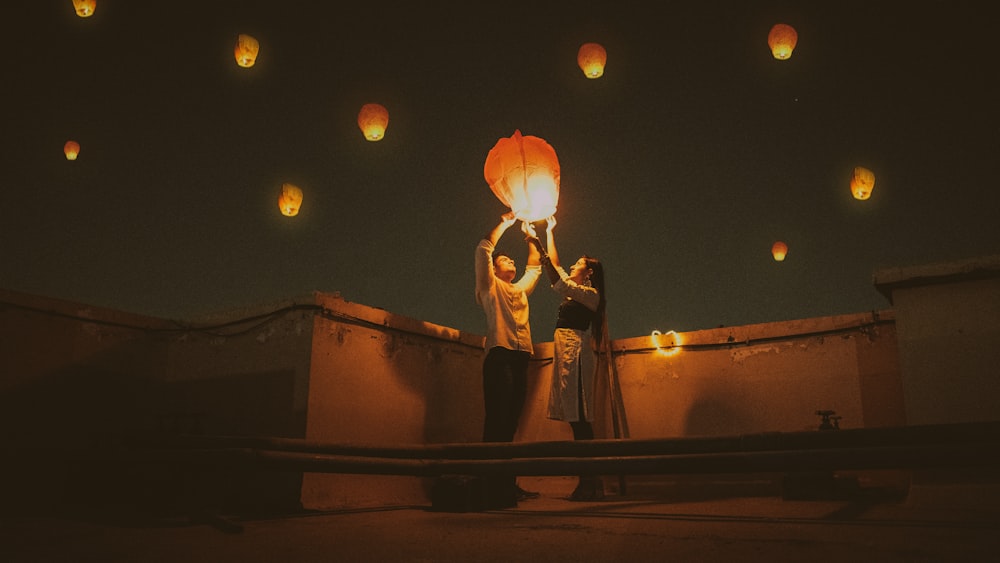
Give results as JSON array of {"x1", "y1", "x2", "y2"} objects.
[
  {"x1": 235, "y1": 34, "x2": 260, "y2": 68},
  {"x1": 72, "y1": 0, "x2": 96, "y2": 18},
  {"x1": 767, "y1": 24, "x2": 798, "y2": 60},
  {"x1": 771, "y1": 241, "x2": 788, "y2": 261},
  {"x1": 63, "y1": 140, "x2": 80, "y2": 161},
  {"x1": 850, "y1": 166, "x2": 876, "y2": 200},
  {"x1": 577, "y1": 42, "x2": 607, "y2": 79},
  {"x1": 278, "y1": 183, "x2": 303, "y2": 217},
  {"x1": 484, "y1": 130, "x2": 561, "y2": 222},
  {"x1": 357, "y1": 103, "x2": 389, "y2": 141},
  {"x1": 651, "y1": 330, "x2": 681, "y2": 357}
]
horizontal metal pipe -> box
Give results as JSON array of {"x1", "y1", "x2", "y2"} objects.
[
  {"x1": 113, "y1": 440, "x2": 1000, "y2": 477},
  {"x1": 125, "y1": 420, "x2": 1000, "y2": 461}
]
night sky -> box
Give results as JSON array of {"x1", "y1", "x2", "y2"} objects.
[{"x1": 4, "y1": 1, "x2": 998, "y2": 341}]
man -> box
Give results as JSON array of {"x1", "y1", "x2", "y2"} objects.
[{"x1": 474, "y1": 211, "x2": 542, "y2": 505}]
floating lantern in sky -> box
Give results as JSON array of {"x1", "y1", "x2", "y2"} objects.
[
  {"x1": 357, "y1": 103, "x2": 389, "y2": 141},
  {"x1": 771, "y1": 241, "x2": 788, "y2": 261},
  {"x1": 278, "y1": 183, "x2": 303, "y2": 217},
  {"x1": 767, "y1": 24, "x2": 798, "y2": 60},
  {"x1": 850, "y1": 166, "x2": 876, "y2": 200},
  {"x1": 577, "y1": 42, "x2": 607, "y2": 79},
  {"x1": 484, "y1": 129, "x2": 560, "y2": 223},
  {"x1": 234, "y1": 34, "x2": 260, "y2": 68},
  {"x1": 63, "y1": 140, "x2": 80, "y2": 161},
  {"x1": 72, "y1": 0, "x2": 96, "y2": 18}
]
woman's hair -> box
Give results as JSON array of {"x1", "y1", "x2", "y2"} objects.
[{"x1": 583, "y1": 255, "x2": 606, "y2": 340}]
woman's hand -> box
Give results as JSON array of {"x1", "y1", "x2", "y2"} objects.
[{"x1": 545, "y1": 215, "x2": 557, "y2": 232}]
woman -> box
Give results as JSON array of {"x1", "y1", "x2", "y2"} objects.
[{"x1": 528, "y1": 216, "x2": 607, "y2": 501}]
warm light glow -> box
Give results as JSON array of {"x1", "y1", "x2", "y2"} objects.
[
  {"x1": 63, "y1": 140, "x2": 80, "y2": 161},
  {"x1": 850, "y1": 166, "x2": 875, "y2": 200},
  {"x1": 651, "y1": 330, "x2": 681, "y2": 356},
  {"x1": 278, "y1": 183, "x2": 303, "y2": 217},
  {"x1": 772, "y1": 241, "x2": 788, "y2": 261},
  {"x1": 768, "y1": 24, "x2": 798, "y2": 60},
  {"x1": 235, "y1": 34, "x2": 260, "y2": 68},
  {"x1": 357, "y1": 103, "x2": 389, "y2": 141},
  {"x1": 577, "y1": 42, "x2": 607, "y2": 79},
  {"x1": 72, "y1": 0, "x2": 96, "y2": 18},
  {"x1": 484, "y1": 130, "x2": 561, "y2": 222}
]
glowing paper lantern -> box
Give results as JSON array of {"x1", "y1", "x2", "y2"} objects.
[
  {"x1": 767, "y1": 24, "x2": 798, "y2": 60},
  {"x1": 771, "y1": 241, "x2": 788, "y2": 261},
  {"x1": 64, "y1": 140, "x2": 80, "y2": 161},
  {"x1": 850, "y1": 166, "x2": 876, "y2": 200},
  {"x1": 235, "y1": 34, "x2": 260, "y2": 68},
  {"x1": 651, "y1": 330, "x2": 681, "y2": 357},
  {"x1": 577, "y1": 42, "x2": 607, "y2": 79},
  {"x1": 484, "y1": 130, "x2": 560, "y2": 222},
  {"x1": 72, "y1": 0, "x2": 96, "y2": 18},
  {"x1": 278, "y1": 183, "x2": 303, "y2": 217},
  {"x1": 357, "y1": 103, "x2": 389, "y2": 141}
]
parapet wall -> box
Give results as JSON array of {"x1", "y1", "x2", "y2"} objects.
[{"x1": 0, "y1": 288, "x2": 900, "y2": 512}]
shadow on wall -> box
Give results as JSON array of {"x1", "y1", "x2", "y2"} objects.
[
  {"x1": 1, "y1": 364, "x2": 155, "y2": 513},
  {"x1": 0, "y1": 364, "x2": 306, "y2": 516},
  {"x1": 683, "y1": 396, "x2": 745, "y2": 437}
]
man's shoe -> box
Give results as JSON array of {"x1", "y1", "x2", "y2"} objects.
[{"x1": 516, "y1": 485, "x2": 540, "y2": 500}]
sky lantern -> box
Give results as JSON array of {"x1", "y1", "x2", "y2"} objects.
[
  {"x1": 767, "y1": 24, "x2": 798, "y2": 60},
  {"x1": 577, "y1": 42, "x2": 607, "y2": 79},
  {"x1": 484, "y1": 129, "x2": 560, "y2": 223},
  {"x1": 278, "y1": 183, "x2": 303, "y2": 217},
  {"x1": 234, "y1": 34, "x2": 260, "y2": 68},
  {"x1": 850, "y1": 166, "x2": 876, "y2": 200},
  {"x1": 63, "y1": 140, "x2": 80, "y2": 161},
  {"x1": 72, "y1": 0, "x2": 96, "y2": 18},
  {"x1": 357, "y1": 103, "x2": 389, "y2": 141},
  {"x1": 771, "y1": 241, "x2": 788, "y2": 261}
]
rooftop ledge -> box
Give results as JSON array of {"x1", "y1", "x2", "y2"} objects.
[{"x1": 873, "y1": 254, "x2": 1000, "y2": 303}]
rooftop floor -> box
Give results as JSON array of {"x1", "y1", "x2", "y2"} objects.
[{"x1": 5, "y1": 477, "x2": 998, "y2": 562}]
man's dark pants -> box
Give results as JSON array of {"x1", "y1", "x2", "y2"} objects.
[{"x1": 481, "y1": 346, "x2": 530, "y2": 506}]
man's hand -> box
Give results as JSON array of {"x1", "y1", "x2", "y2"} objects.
[{"x1": 500, "y1": 211, "x2": 517, "y2": 228}]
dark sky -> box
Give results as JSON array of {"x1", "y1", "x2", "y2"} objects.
[{"x1": 3, "y1": 1, "x2": 998, "y2": 341}]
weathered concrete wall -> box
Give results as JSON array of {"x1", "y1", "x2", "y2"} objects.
[
  {"x1": 0, "y1": 289, "x2": 319, "y2": 512},
  {"x1": 0, "y1": 289, "x2": 172, "y2": 509},
  {"x1": 163, "y1": 299, "x2": 315, "y2": 439},
  {"x1": 300, "y1": 292, "x2": 487, "y2": 509},
  {"x1": 160, "y1": 298, "x2": 319, "y2": 512},
  {"x1": 875, "y1": 255, "x2": 1000, "y2": 426},
  {"x1": 610, "y1": 312, "x2": 902, "y2": 438},
  {"x1": 518, "y1": 312, "x2": 901, "y2": 446},
  {"x1": 0, "y1": 287, "x2": 903, "y2": 512}
]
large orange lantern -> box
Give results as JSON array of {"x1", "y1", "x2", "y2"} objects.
[
  {"x1": 577, "y1": 42, "x2": 607, "y2": 79},
  {"x1": 484, "y1": 130, "x2": 560, "y2": 222},
  {"x1": 278, "y1": 183, "x2": 303, "y2": 217},
  {"x1": 767, "y1": 24, "x2": 798, "y2": 60},
  {"x1": 72, "y1": 0, "x2": 96, "y2": 18},
  {"x1": 357, "y1": 103, "x2": 389, "y2": 141},
  {"x1": 850, "y1": 166, "x2": 876, "y2": 200},
  {"x1": 64, "y1": 140, "x2": 80, "y2": 161},
  {"x1": 771, "y1": 241, "x2": 788, "y2": 261},
  {"x1": 235, "y1": 34, "x2": 260, "y2": 68}
]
